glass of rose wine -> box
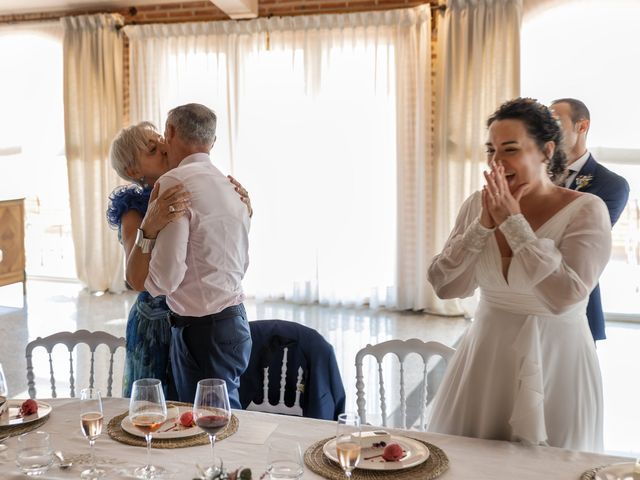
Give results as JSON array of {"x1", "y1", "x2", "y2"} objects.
[
  {"x1": 80, "y1": 388, "x2": 105, "y2": 478},
  {"x1": 80, "y1": 388, "x2": 105, "y2": 479},
  {"x1": 336, "y1": 413, "x2": 361, "y2": 479},
  {"x1": 193, "y1": 378, "x2": 231, "y2": 478},
  {"x1": 129, "y1": 378, "x2": 167, "y2": 479}
]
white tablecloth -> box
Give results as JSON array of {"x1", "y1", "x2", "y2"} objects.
[{"x1": 0, "y1": 398, "x2": 631, "y2": 479}]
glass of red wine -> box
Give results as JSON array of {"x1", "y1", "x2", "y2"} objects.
[
  {"x1": 129, "y1": 378, "x2": 167, "y2": 479},
  {"x1": 193, "y1": 378, "x2": 231, "y2": 478}
]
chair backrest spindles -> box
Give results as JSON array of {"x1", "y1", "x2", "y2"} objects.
[
  {"x1": 89, "y1": 351, "x2": 96, "y2": 390},
  {"x1": 48, "y1": 352, "x2": 56, "y2": 398},
  {"x1": 377, "y1": 360, "x2": 387, "y2": 427},
  {"x1": 420, "y1": 362, "x2": 429, "y2": 430},
  {"x1": 354, "y1": 339, "x2": 455, "y2": 431},
  {"x1": 68, "y1": 349, "x2": 75, "y2": 398},
  {"x1": 399, "y1": 359, "x2": 406, "y2": 429},
  {"x1": 24, "y1": 330, "x2": 125, "y2": 399},
  {"x1": 107, "y1": 352, "x2": 115, "y2": 397},
  {"x1": 278, "y1": 347, "x2": 289, "y2": 407}
]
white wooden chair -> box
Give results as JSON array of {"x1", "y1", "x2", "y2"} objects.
[
  {"x1": 355, "y1": 339, "x2": 455, "y2": 431},
  {"x1": 25, "y1": 329, "x2": 125, "y2": 399}
]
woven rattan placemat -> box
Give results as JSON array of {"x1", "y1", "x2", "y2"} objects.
[
  {"x1": 304, "y1": 436, "x2": 449, "y2": 480},
  {"x1": 579, "y1": 465, "x2": 605, "y2": 480},
  {"x1": 107, "y1": 402, "x2": 238, "y2": 449},
  {"x1": 0, "y1": 414, "x2": 50, "y2": 438}
]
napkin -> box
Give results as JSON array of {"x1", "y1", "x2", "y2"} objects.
[{"x1": 230, "y1": 420, "x2": 278, "y2": 445}]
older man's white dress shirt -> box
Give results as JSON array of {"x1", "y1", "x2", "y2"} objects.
[{"x1": 145, "y1": 153, "x2": 250, "y2": 317}]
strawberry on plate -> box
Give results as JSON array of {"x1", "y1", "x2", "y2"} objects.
[
  {"x1": 179, "y1": 411, "x2": 195, "y2": 427},
  {"x1": 19, "y1": 399, "x2": 38, "y2": 417}
]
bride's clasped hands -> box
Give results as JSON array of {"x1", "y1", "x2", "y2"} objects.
[{"x1": 480, "y1": 160, "x2": 529, "y2": 228}]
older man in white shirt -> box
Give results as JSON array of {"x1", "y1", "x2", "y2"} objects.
[{"x1": 144, "y1": 103, "x2": 251, "y2": 406}]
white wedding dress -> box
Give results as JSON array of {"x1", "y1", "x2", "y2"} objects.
[{"x1": 427, "y1": 191, "x2": 612, "y2": 452}]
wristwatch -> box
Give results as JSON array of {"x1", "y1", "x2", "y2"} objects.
[{"x1": 135, "y1": 228, "x2": 156, "y2": 254}]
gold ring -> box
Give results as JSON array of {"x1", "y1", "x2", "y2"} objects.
[{"x1": 168, "y1": 205, "x2": 176, "y2": 213}]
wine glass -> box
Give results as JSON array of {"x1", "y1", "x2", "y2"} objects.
[
  {"x1": 0, "y1": 363, "x2": 8, "y2": 453},
  {"x1": 193, "y1": 379, "x2": 231, "y2": 478},
  {"x1": 335, "y1": 413, "x2": 361, "y2": 478},
  {"x1": 129, "y1": 378, "x2": 167, "y2": 479},
  {"x1": 0, "y1": 362, "x2": 7, "y2": 398},
  {"x1": 80, "y1": 388, "x2": 105, "y2": 479}
]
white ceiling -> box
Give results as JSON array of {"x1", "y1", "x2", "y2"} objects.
[{"x1": 0, "y1": 0, "x2": 189, "y2": 16}]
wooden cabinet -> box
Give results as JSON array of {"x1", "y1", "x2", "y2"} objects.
[{"x1": 0, "y1": 198, "x2": 26, "y2": 295}]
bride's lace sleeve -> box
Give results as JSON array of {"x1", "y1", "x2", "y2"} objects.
[
  {"x1": 499, "y1": 195, "x2": 612, "y2": 314},
  {"x1": 428, "y1": 192, "x2": 493, "y2": 299}
]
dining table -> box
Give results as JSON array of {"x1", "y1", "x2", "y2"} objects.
[{"x1": 0, "y1": 397, "x2": 633, "y2": 479}]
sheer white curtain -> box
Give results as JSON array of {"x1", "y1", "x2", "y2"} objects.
[
  {"x1": 431, "y1": 0, "x2": 522, "y2": 315},
  {"x1": 62, "y1": 14, "x2": 125, "y2": 293},
  {"x1": 125, "y1": 6, "x2": 431, "y2": 308}
]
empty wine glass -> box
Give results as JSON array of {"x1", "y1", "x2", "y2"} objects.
[
  {"x1": 336, "y1": 413, "x2": 361, "y2": 478},
  {"x1": 129, "y1": 378, "x2": 167, "y2": 479},
  {"x1": 193, "y1": 379, "x2": 231, "y2": 478},
  {"x1": 80, "y1": 388, "x2": 105, "y2": 479},
  {"x1": 0, "y1": 362, "x2": 7, "y2": 398}
]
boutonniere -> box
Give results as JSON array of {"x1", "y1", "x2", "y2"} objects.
[{"x1": 575, "y1": 174, "x2": 593, "y2": 191}]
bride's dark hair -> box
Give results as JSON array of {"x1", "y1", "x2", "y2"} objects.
[{"x1": 487, "y1": 97, "x2": 567, "y2": 183}]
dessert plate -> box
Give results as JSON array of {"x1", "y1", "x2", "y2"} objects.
[
  {"x1": 121, "y1": 405, "x2": 202, "y2": 440},
  {"x1": 0, "y1": 400, "x2": 52, "y2": 428},
  {"x1": 323, "y1": 434, "x2": 430, "y2": 471}
]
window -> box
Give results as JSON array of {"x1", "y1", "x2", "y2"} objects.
[
  {"x1": 521, "y1": 0, "x2": 640, "y2": 319},
  {"x1": 0, "y1": 23, "x2": 75, "y2": 279}
]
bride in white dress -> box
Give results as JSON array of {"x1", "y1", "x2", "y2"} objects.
[{"x1": 427, "y1": 98, "x2": 611, "y2": 452}]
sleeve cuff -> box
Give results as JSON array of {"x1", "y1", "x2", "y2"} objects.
[
  {"x1": 462, "y1": 218, "x2": 495, "y2": 253},
  {"x1": 498, "y1": 214, "x2": 537, "y2": 253}
]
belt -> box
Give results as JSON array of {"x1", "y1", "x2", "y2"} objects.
[{"x1": 168, "y1": 304, "x2": 245, "y2": 328}]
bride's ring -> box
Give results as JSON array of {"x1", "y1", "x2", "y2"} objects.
[{"x1": 168, "y1": 205, "x2": 176, "y2": 213}]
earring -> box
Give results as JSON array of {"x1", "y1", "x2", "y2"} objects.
[{"x1": 139, "y1": 176, "x2": 149, "y2": 189}]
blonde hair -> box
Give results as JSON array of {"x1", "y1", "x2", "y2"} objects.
[{"x1": 109, "y1": 121, "x2": 159, "y2": 184}]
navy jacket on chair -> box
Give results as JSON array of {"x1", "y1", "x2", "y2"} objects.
[
  {"x1": 568, "y1": 154, "x2": 629, "y2": 341},
  {"x1": 239, "y1": 320, "x2": 346, "y2": 420}
]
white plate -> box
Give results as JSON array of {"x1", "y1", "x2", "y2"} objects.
[
  {"x1": 323, "y1": 434, "x2": 430, "y2": 471},
  {"x1": 0, "y1": 400, "x2": 52, "y2": 428},
  {"x1": 595, "y1": 462, "x2": 640, "y2": 480},
  {"x1": 121, "y1": 405, "x2": 203, "y2": 439}
]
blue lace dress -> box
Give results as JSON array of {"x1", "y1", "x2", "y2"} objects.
[{"x1": 107, "y1": 185, "x2": 174, "y2": 399}]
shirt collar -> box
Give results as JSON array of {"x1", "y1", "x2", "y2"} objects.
[
  {"x1": 179, "y1": 152, "x2": 210, "y2": 167},
  {"x1": 568, "y1": 150, "x2": 590, "y2": 173}
]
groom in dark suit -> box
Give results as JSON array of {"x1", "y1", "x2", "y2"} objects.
[{"x1": 551, "y1": 98, "x2": 630, "y2": 341}]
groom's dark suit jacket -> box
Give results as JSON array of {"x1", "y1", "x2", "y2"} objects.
[{"x1": 568, "y1": 154, "x2": 629, "y2": 341}]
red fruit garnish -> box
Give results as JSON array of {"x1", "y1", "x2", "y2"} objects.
[
  {"x1": 179, "y1": 411, "x2": 195, "y2": 427},
  {"x1": 382, "y1": 443, "x2": 404, "y2": 462},
  {"x1": 20, "y1": 399, "x2": 38, "y2": 417}
]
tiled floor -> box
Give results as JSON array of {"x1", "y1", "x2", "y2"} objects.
[{"x1": 0, "y1": 279, "x2": 638, "y2": 457}]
